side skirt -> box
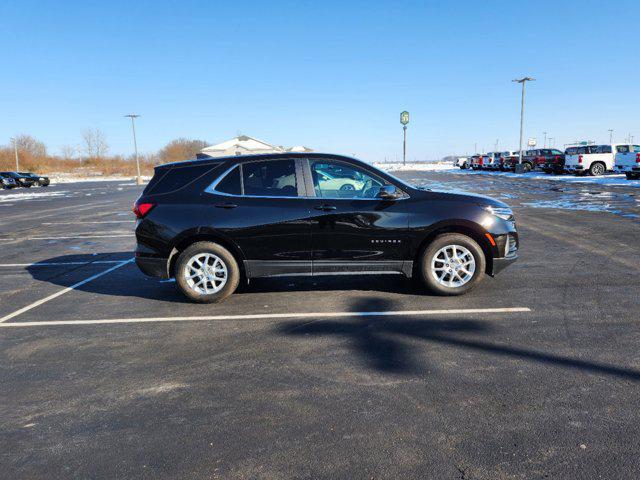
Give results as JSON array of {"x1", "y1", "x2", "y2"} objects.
[{"x1": 244, "y1": 260, "x2": 413, "y2": 279}]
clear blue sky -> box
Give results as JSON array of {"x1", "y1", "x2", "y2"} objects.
[{"x1": 2, "y1": 0, "x2": 638, "y2": 161}]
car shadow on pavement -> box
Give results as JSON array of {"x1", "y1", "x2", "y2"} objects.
[
  {"x1": 25, "y1": 252, "x2": 190, "y2": 303},
  {"x1": 239, "y1": 275, "x2": 424, "y2": 295},
  {"x1": 275, "y1": 297, "x2": 640, "y2": 381}
]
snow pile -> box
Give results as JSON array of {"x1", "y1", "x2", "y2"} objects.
[{"x1": 374, "y1": 162, "x2": 455, "y2": 172}]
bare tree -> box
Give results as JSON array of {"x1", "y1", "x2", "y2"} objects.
[
  {"x1": 158, "y1": 138, "x2": 209, "y2": 163},
  {"x1": 14, "y1": 134, "x2": 47, "y2": 158},
  {"x1": 81, "y1": 128, "x2": 109, "y2": 158},
  {"x1": 59, "y1": 145, "x2": 76, "y2": 160}
]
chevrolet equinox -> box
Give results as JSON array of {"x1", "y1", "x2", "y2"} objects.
[{"x1": 134, "y1": 153, "x2": 518, "y2": 303}]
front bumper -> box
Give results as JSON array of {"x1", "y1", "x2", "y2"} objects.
[{"x1": 488, "y1": 232, "x2": 518, "y2": 276}]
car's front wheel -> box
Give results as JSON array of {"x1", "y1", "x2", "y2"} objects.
[
  {"x1": 419, "y1": 234, "x2": 486, "y2": 296},
  {"x1": 175, "y1": 241, "x2": 240, "y2": 303}
]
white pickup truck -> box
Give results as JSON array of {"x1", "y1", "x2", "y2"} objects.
[
  {"x1": 564, "y1": 144, "x2": 621, "y2": 176},
  {"x1": 483, "y1": 152, "x2": 503, "y2": 170},
  {"x1": 454, "y1": 157, "x2": 469, "y2": 169},
  {"x1": 614, "y1": 145, "x2": 640, "y2": 180}
]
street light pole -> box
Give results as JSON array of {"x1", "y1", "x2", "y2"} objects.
[
  {"x1": 12, "y1": 137, "x2": 19, "y2": 171},
  {"x1": 608, "y1": 129, "x2": 613, "y2": 144},
  {"x1": 543, "y1": 131, "x2": 547, "y2": 148},
  {"x1": 512, "y1": 77, "x2": 535, "y2": 171},
  {"x1": 124, "y1": 114, "x2": 141, "y2": 185}
]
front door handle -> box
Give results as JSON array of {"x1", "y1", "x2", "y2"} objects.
[
  {"x1": 314, "y1": 204, "x2": 337, "y2": 211},
  {"x1": 215, "y1": 203, "x2": 238, "y2": 209}
]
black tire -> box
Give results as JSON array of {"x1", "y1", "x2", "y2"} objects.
[
  {"x1": 523, "y1": 162, "x2": 532, "y2": 173},
  {"x1": 589, "y1": 162, "x2": 605, "y2": 176},
  {"x1": 174, "y1": 241, "x2": 240, "y2": 303},
  {"x1": 418, "y1": 233, "x2": 486, "y2": 296},
  {"x1": 625, "y1": 172, "x2": 639, "y2": 180}
]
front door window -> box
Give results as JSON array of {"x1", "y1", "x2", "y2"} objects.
[{"x1": 310, "y1": 160, "x2": 386, "y2": 199}]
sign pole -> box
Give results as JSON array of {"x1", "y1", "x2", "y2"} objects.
[
  {"x1": 403, "y1": 125, "x2": 407, "y2": 165},
  {"x1": 400, "y1": 111, "x2": 410, "y2": 166}
]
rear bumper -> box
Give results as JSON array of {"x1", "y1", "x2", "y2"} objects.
[
  {"x1": 135, "y1": 255, "x2": 169, "y2": 278},
  {"x1": 616, "y1": 165, "x2": 640, "y2": 173}
]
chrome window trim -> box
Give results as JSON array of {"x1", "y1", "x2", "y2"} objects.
[{"x1": 205, "y1": 162, "x2": 410, "y2": 201}]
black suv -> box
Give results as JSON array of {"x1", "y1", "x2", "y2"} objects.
[
  {"x1": 18, "y1": 172, "x2": 50, "y2": 186},
  {"x1": 0, "y1": 171, "x2": 36, "y2": 188},
  {"x1": 134, "y1": 153, "x2": 518, "y2": 302}
]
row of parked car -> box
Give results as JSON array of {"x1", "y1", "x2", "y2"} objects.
[
  {"x1": 455, "y1": 144, "x2": 640, "y2": 179},
  {"x1": 0, "y1": 171, "x2": 51, "y2": 189}
]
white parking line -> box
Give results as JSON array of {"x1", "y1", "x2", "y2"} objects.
[
  {"x1": 0, "y1": 259, "x2": 134, "y2": 323},
  {"x1": 5, "y1": 234, "x2": 134, "y2": 241},
  {"x1": 0, "y1": 307, "x2": 531, "y2": 327},
  {"x1": 42, "y1": 220, "x2": 133, "y2": 225},
  {"x1": 0, "y1": 261, "x2": 128, "y2": 267}
]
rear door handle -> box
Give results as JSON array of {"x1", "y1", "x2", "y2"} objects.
[
  {"x1": 215, "y1": 203, "x2": 238, "y2": 209},
  {"x1": 314, "y1": 204, "x2": 336, "y2": 211}
]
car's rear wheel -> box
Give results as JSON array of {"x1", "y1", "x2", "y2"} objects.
[
  {"x1": 175, "y1": 241, "x2": 240, "y2": 303},
  {"x1": 589, "y1": 162, "x2": 605, "y2": 176},
  {"x1": 523, "y1": 162, "x2": 532, "y2": 173},
  {"x1": 419, "y1": 234, "x2": 486, "y2": 296},
  {"x1": 625, "y1": 172, "x2": 639, "y2": 180}
]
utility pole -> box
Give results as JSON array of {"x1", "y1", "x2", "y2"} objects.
[
  {"x1": 512, "y1": 77, "x2": 535, "y2": 171},
  {"x1": 12, "y1": 137, "x2": 19, "y2": 171},
  {"x1": 124, "y1": 114, "x2": 142, "y2": 185},
  {"x1": 608, "y1": 129, "x2": 613, "y2": 144},
  {"x1": 494, "y1": 139, "x2": 499, "y2": 151},
  {"x1": 474, "y1": 142, "x2": 477, "y2": 154},
  {"x1": 543, "y1": 131, "x2": 547, "y2": 148}
]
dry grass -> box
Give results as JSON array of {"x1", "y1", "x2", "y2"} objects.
[{"x1": 0, "y1": 148, "x2": 156, "y2": 177}]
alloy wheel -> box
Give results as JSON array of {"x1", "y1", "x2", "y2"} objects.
[
  {"x1": 184, "y1": 253, "x2": 228, "y2": 295},
  {"x1": 430, "y1": 245, "x2": 476, "y2": 288}
]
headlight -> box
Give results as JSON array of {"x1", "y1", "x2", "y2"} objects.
[{"x1": 481, "y1": 205, "x2": 514, "y2": 221}]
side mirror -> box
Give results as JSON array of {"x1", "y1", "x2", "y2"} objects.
[{"x1": 377, "y1": 184, "x2": 400, "y2": 200}]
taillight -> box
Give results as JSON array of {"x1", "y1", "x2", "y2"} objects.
[
  {"x1": 578, "y1": 155, "x2": 583, "y2": 164},
  {"x1": 133, "y1": 202, "x2": 155, "y2": 219},
  {"x1": 636, "y1": 153, "x2": 640, "y2": 164}
]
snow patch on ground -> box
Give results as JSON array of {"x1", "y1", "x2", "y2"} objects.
[
  {"x1": 446, "y1": 168, "x2": 640, "y2": 187},
  {"x1": 50, "y1": 175, "x2": 151, "y2": 184},
  {"x1": 0, "y1": 191, "x2": 70, "y2": 203},
  {"x1": 374, "y1": 162, "x2": 456, "y2": 172}
]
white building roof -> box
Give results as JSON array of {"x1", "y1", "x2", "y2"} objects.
[{"x1": 200, "y1": 135, "x2": 312, "y2": 157}]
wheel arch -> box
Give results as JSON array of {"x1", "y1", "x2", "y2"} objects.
[
  {"x1": 167, "y1": 228, "x2": 247, "y2": 280},
  {"x1": 412, "y1": 221, "x2": 494, "y2": 275}
]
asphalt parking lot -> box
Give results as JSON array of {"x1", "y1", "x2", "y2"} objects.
[{"x1": 1, "y1": 173, "x2": 640, "y2": 479}]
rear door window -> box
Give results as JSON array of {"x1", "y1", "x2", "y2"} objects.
[{"x1": 242, "y1": 159, "x2": 298, "y2": 197}]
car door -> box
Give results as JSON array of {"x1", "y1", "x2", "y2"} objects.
[
  {"x1": 202, "y1": 158, "x2": 313, "y2": 277},
  {"x1": 302, "y1": 157, "x2": 411, "y2": 275}
]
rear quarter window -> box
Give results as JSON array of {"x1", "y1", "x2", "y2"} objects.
[{"x1": 145, "y1": 163, "x2": 218, "y2": 195}]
